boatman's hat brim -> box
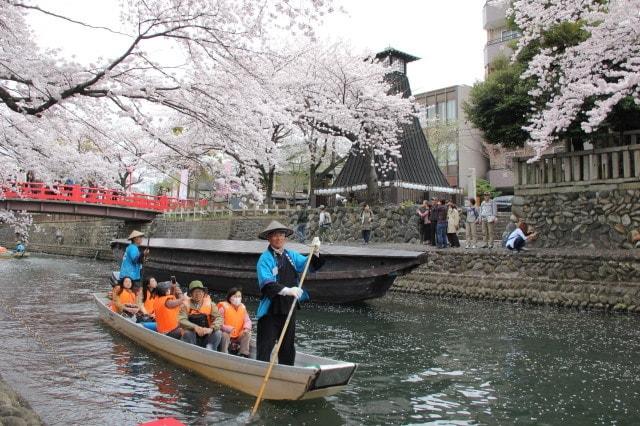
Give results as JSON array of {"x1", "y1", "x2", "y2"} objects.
[
  {"x1": 259, "y1": 220, "x2": 294, "y2": 240},
  {"x1": 128, "y1": 230, "x2": 145, "y2": 240}
]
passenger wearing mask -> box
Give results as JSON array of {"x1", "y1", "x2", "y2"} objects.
[
  {"x1": 179, "y1": 280, "x2": 223, "y2": 351},
  {"x1": 111, "y1": 277, "x2": 142, "y2": 317},
  {"x1": 217, "y1": 288, "x2": 252, "y2": 357},
  {"x1": 154, "y1": 280, "x2": 187, "y2": 339}
]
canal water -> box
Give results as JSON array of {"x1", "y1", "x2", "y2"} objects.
[{"x1": 1, "y1": 256, "x2": 640, "y2": 425}]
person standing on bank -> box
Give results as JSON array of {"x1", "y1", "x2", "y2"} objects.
[
  {"x1": 295, "y1": 205, "x2": 308, "y2": 243},
  {"x1": 432, "y1": 199, "x2": 449, "y2": 249},
  {"x1": 119, "y1": 230, "x2": 149, "y2": 287},
  {"x1": 256, "y1": 221, "x2": 324, "y2": 366},
  {"x1": 318, "y1": 205, "x2": 332, "y2": 242},
  {"x1": 464, "y1": 198, "x2": 479, "y2": 249},
  {"x1": 416, "y1": 200, "x2": 431, "y2": 245},
  {"x1": 479, "y1": 192, "x2": 498, "y2": 249},
  {"x1": 360, "y1": 204, "x2": 373, "y2": 244},
  {"x1": 446, "y1": 202, "x2": 461, "y2": 248}
]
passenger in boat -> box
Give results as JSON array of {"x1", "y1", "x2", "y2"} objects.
[
  {"x1": 111, "y1": 277, "x2": 141, "y2": 317},
  {"x1": 179, "y1": 280, "x2": 223, "y2": 350},
  {"x1": 141, "y1": 276, "x2": 158, "y2": 318},
  {"x1": 217, "y1": 287, "x2": 252, "y2": 357},
  {"x1": 154, "y1": 280, "x2": 187, "y2": 339},
  {"x1": 119, "y1": 230, "x2": 149, "y2": 287},
  {"x1": 256, "y1": 220, "x2": 323, "y2": 365}
]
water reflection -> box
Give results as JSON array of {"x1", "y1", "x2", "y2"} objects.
[{"x1": 1, "y1": 256, "x2": 640, "y2": 425}]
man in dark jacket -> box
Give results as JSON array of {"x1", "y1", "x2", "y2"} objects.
[{"x1": 432, "y1": 199, "x2": 449, "y2": 249}]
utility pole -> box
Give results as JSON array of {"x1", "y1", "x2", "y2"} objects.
[{"x1": 467, "y1": 167, "x2": 476, "y2": 203}]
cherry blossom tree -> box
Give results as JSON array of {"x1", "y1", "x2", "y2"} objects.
[{"x1": 511, "y1": 0, "x2": 640, "y2": 157}]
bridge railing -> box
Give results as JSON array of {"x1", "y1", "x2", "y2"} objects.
[{"x1": 0, "y1": 182, "x2": 207, "y2": 212}]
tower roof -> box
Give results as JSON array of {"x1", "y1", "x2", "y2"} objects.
[
  {"x1": 325, "y1": 72, "x2": 454, "y2": 196},
  {"x1": 375, "y1": 47, "x2": 420, "y2": 63}
]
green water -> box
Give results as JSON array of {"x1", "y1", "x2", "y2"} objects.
[{"x1": 0, "y1": 256, "x2": 639, "y2": 425}]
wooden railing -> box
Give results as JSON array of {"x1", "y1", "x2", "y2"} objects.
[{"x1": 514, "y1": 145, "x2": 640, "y2": 189}]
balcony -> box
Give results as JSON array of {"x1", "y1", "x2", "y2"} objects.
[
  {"x1": 483, "y1": 0, "x2": 508, "y2": 30},
  {"x1": 484, "y1": 41, "x2": 514, "y2": 66}
]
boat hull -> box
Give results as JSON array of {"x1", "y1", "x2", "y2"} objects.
[
  {"x1": 94, "y1": 294, "x2": 356, "y2": 400},
  {"x1": 111, "y1": 239, "x2": 426, "y2": 303}
]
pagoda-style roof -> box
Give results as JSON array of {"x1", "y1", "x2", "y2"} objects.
[
  {"x1": 319, "y1": 49, "x2": 456, "y2": 197},
  {"x1": 375, "y1": 47, "x2": 420, "y2": 63}
]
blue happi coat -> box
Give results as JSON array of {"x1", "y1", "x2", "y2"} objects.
[{"x1": 256, "y1": 247, "x2": 310, "y2": 319}]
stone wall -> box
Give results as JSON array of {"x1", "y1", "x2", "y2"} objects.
[
  {"x1": 393, "y1": 249, "x2": 640, "y2": 313},
  {"x1": 514, "y1": 187, "x2": 640, "y2": 249},
  {"x1": 285, "y1": 206, "x2": 510, "y2": 244}
]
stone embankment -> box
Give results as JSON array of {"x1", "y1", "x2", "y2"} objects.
[
  {"x1": 515, "y1": 188, "x2": 640, "y2": 250},
  {"x1": 0, "y1": 375, "x2": 43, "y2": 426},
  {"x1": 393, "y1": 247, "x2": 640, "y2": 313}
]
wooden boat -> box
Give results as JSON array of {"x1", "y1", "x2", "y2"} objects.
[
  {"x1": 94, "y1": 293, "x2": 357, "y2": 400},
  {"x1": 0, "y1": 251, "x2": 29, "y2": 259},
  {"x1": 111, "y1": 238, "x2": 427, "y2": 303}
]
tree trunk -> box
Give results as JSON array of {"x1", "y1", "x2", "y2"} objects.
[{"x1": 262, "y1": 166, "x2": 275, "y2": 207}]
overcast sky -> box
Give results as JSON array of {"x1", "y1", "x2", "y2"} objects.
[{"x1": 27, "y1": 0, "x2": 487, "y2": 94}]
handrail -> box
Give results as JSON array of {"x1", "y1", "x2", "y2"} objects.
[
  {"x1": 514, "y1": 145, "x2": 640, "y2": 188},
  {"x1": 0, "y1": 182, "x2": 207, "y2": 212}
]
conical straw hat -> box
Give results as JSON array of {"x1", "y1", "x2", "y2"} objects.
[
  {"x1": 127, "y1": 230, "x2": 145, "y2": 240},
  {"x1": 258, "y1": 220, "x2": 293, "y2": 240}
]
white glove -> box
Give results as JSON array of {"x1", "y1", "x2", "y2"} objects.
[
  {"x1": 311, "y1": 236, "x2": 321, "y2": 256},
  {"x1": 279, "y1": 286, "x2": 303, "y2": 299}
]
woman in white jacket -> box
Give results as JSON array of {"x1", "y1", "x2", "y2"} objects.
[{"x1": 446, "y1": 202, "x2": 461, "y2": 247}]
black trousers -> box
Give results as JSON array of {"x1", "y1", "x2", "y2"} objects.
[
  {"x1": 447, "y1": 232, "x2": 460, "y2": 247},
  {"x1": 257, "y1": 313, "x2": 296, "y2": 365},
  {"x1": 421, "y1": 223, "x2": 432, "y2": 243}
]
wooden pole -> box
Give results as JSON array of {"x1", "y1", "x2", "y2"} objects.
[{"x1": 250, "y1": 244, "x2": 316, "y2": 417}]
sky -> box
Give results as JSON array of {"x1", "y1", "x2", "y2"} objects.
[{"x1": 25, "y1": 0, "x2": 487, "y2": 95}]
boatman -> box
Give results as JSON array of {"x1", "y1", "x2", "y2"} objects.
[
  {"x1": 256, "y1": 220, "x2": 323, "y2": 365},
  {"x1": 119, "y1": 230, "x2": 149, "y2": 287}
]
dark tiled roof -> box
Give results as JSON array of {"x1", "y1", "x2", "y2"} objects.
[
  {"x1": 332, "y1": 73, "x2": 450, "y2": 189},
  {"x1": 375, "y1": 48, "x2": 420, "y2": 63}
]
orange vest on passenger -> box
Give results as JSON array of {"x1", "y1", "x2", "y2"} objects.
[
  {"x1": 111, "y1": 288, "x2": 137, "y2": 313},
  {"x1": 154, "y1": 295, "x2": 180, "y2": 333},
  {"x1": 143, "y1": 290, "x2": 155, "y2": 315},
  {"x1": 217, "y1": 301, "x2": 247, "y2": 339},
  {"x1": 187, "y1": 296, "x2": 213, "y2": 327}
]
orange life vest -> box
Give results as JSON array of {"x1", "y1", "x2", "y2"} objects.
[
  {"x1": 111, "y1": 288, "x2": 136, "y2": 313},
  {"x1": 187, "y1": 296, "x2": 213, "y2": 327},
  {"x1": 143, "y1": 290, "x2": 155, "y2": 314},
  {"x1": 154, "y1": 295, "x2": 180, "y2": 333},
  {"x1": 217, "y1": 301, "x2": 247, "y2": 339}
]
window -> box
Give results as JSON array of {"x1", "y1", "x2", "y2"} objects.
[
  {"x1": 446, "y1": 99, "x2": 457, "y2": 121},
  {"x1": 437, "y1": 102, "x2": 446, "y2": 122},
  {"x1": 426, "y1": 104, "x2": 436, "y2": 120},
  {"x1": 447, "y1": 143, "x2": 458, "y2": 165}
]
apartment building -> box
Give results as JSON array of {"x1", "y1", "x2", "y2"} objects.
[
  {"x1": 414, "y1": 85, "x2": 489, "y2": 195},
  {"x1": 483, "y1": 0, "x2": 519, "y2": 74}
]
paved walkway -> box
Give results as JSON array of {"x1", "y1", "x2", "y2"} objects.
[{"x1": 335, "y1": 240, "x2": 640, "y2": 259}]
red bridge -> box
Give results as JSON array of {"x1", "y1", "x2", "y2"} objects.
[{"x1": 1, "y1": 182, "x2": 207, "y2": 221}]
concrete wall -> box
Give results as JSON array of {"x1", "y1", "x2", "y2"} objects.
[{"x1": 393, "y1": 249, "x2": 640, "y2": 313}]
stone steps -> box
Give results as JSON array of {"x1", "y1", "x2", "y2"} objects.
[{"x1": 393, "y1": 270, "x2": 640, "y2": 313}]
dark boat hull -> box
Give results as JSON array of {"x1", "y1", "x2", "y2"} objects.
[{"x1": 111, "y1": 239, "x2": 426, "y2": 303}]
